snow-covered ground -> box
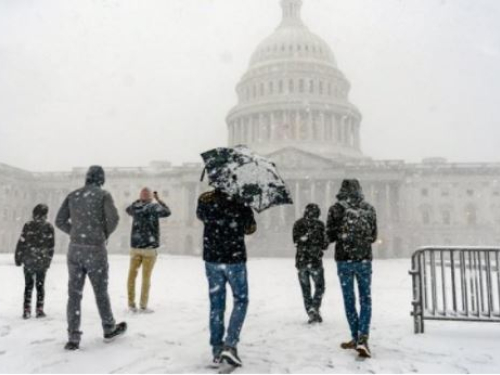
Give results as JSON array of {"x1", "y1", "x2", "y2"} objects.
[{"x1": 0, "y1": 254, "x2": 499, "y2": 374}]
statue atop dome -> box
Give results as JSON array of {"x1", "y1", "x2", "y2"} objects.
[{"x1": 280, "y1": 0, "x2": 303, "y2": 26}]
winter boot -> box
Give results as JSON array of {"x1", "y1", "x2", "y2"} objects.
[
  {"x1": 340, "y1": 339, "x2": 357, "y2": 350},
  {"x1": 22, "y1": 308, "x2": 31, "y2": 320},
  {"x1": 221, "y1": 346, "x2": 243, "y2": 367},
  {"x1": 64, "y1": 341, "x2": 80, "y2": 351},
  {"x1": 210, "y1": 347, "x2": 223, "y2": 368},
  {"x1": 104, "y1": 322, "x2": 127, "y2": 343},
  {"x1": 36, "y1": 307, "x2": 46, "y2": 319},
  {"x1": 315, "y1": 310, "x2": 323, "y2": 323},
  {"x1": 356, "y1": 335, "x2": 371, "y2": 358},
  {"x1": 307, "y1": 308, "x2": 317, "y2": 324}
]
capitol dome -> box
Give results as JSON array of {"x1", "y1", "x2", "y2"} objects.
[{"x1": 227, "y1": 0, "x2": 364, "y2": 160}]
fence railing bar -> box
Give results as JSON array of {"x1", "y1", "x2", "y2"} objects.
[
  {"x1": 423, "y1": 251, "x2": 428, "y2": 310},
  {"x1": 478, "y1": 251, "x2": 485, "y2": 314},
  {"x1": 486, "y1": 251, "x2": 493, "y2": 318},
  {"x1": 461, "y1": 251, "x2": 468, "y2": 316},
  {"x1": 440, "y1": 250, "x2": 447, "y2": 314},
  {"x1": 450, "y1": 250, "x2": 457, "y2": 312},
  {"x1": 430, "y1": 251, "x2": 438, "y2": 316}
]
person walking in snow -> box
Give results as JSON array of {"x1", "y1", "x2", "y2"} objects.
[
  {"x1": 196, "y1": 188, "x2": 257, "y2": 368},
  {"x1": 56, "y1": 165, "x2": 127, "y2": 351},
  {"x1": 15, "y1": 204, "x2": 55, "y2": 319},
  {"x1": 293, "y1": 203, "x2": 328, "y2": 324},
  {"x1": 326, "y1": 179, "x2": 377, "y2": 358},
  {"x1": 126, "y1": 188, "x2": 171, "y2": 313}
]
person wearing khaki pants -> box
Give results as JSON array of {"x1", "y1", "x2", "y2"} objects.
[
  {"x1": 126, "y1": 188, "x2": 171, "y2": 313},
  {"x1": 128, "y1": 248, "x2": 158, "y2": 311}
]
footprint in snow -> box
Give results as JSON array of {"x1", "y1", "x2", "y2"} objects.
[
  {"x1": 31, "y1": 338, "x2": 56, "y2": 345},
  {"x1": 0, "y1": 326, "x2": 11, "y2": 337}
]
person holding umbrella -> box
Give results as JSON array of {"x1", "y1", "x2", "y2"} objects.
[{"x1": 198, "y1": 146, "x2": 292, "y2": 368}]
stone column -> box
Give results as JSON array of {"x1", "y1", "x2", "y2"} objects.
[
  {"x1": 385, "y1": 183, "x2": 391, "y2": 221},
  {"x1": 295, "y1": 181, "x2": 300, "y2": 218},
  {"x1": 325, "y1": 180, "x2": 331, "y2": 208},
  {"x1": 270, "y1": 111, "x2": 275, "y2": 141}
]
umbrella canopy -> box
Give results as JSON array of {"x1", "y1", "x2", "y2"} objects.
[{"x1": 201, "y1": 145, "x2": 293, "y2": 213}]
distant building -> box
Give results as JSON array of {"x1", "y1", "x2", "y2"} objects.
[{"x1": 1, "y1": 0, "x2": 500, "y2": 258}]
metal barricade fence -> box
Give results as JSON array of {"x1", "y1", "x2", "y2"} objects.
[{"x1": 409, "y1": 246, "x2": 500, "y2": 333}]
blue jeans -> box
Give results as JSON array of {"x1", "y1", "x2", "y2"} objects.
[
  {"x1": 337, "y1": 261, "x2": 372, "y2": 341},
  {"x1": 205, "y1": 262, "x2": 249, "y2": 354}
]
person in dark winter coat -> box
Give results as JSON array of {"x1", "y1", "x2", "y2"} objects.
[
  {"x1": 293, "y1": 203, "x2": 328, "y2": 324},
  {"x1": 326, "y1": 179, "x2": 377, "y2": 358},
  {"x1": 196, "y1": 188, "x2": 256, "y2": 368},
  {"x1": 56, "y1": 165, "x2": 127, "y2": 351},
  {"x1": 126, "y1": 188, "x2": 171, "y2": 312},
  {"x1": 15, "y1": 204, "x2": 55, "y2": 319}
]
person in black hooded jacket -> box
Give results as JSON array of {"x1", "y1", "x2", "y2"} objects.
[
  {"x1": 293, "y1": 203, "x2": 328, "y2": 323},
  {"x1": 326, "y1": 179, "x2": 377, "y2": 358},
  {"x1": 15, "y1": 204, "x2": 55, "y2": 319}
]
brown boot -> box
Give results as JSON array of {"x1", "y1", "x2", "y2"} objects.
[{"x1": 340, "y1": 339, "x2": 357, "y2": 350}]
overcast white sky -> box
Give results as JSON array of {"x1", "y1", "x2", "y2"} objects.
[{"x1": 0, "y1": 0, "x2": 499, "y2": 172}]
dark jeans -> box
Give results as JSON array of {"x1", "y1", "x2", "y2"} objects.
[
  {"x1": 337, "y1": 261, "x2": 372, "y2": 341},
  {"x1": 205, "y1": 262, "x2": 249, "y2": 355},
  {"x1": 67, "y1": 244, "x2": 116, "y2": 343},
  {"x1": 23, "y1": 268, "x2": 47, "y2": 310},
  {"x1": 297, "y1": 266, "x2": 325, "y2": 313}
]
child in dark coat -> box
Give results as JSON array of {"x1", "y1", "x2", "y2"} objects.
[
  {"x1": 15, "y1": 204, "x2": 55, "y2": 319},
  {"x1": 293, "y1": 203, "x2": 329, "y2": 323}
]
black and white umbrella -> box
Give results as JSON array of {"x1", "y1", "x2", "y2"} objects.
[{"x1": 201, "y1": 145, "x2": 293, "y2": 213}]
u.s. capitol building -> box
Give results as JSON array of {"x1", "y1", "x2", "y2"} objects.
[{"x1": 1, "y1": 0, "x2": 499, "y2": 258}]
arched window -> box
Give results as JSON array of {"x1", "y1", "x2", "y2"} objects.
[
  {"x1": 278, "y1": 80, "x2": 283, "y2": 93},
  {"x1": 319, "y1": 81, "x2": 324, "y2": 95},
  {"x1": 309, "y1": 80, "x2": 314, "y2": 93},
  {"x1": 288, "y1": 79, "x2": 294, "y2": 93},
  {"x1": 260, "y1": 82, "x2": 264, "y2": 96},
  {"x1": 268, "y1": 81, "x2": 274, "y2": 94}
]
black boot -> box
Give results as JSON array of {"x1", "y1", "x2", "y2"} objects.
[
  {"x1": 22, "y1": 308, "x2": 31, "y2": 320},
  {"x1": 64, "y1": 342, "x2": 80, "y2": 351},
  {"x1": 36, "y1": 306, "x2": 46, "y2": 318},
  {"x1": 104, "y1": 322, "x2": 127, "y2": 343}
]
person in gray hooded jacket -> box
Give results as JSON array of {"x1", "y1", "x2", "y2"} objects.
[{"x1": 56, "y1": 165, "x2": 127, "y2": 351}]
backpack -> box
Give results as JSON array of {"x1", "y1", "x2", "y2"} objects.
[{"x1": 338, "y1": 201, "x2": 373, "y2": 251}]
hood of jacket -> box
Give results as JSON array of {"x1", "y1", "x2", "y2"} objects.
[
  {"x1": 85, "y1": 165, "x2": 106, "y2": 187},
  {"x1": 303, "y1": 203, "x2": 321, "y2": 220},
  {"x1": 336, "y1": 179, "x2": 364, "y2": 204},
  {"x1": 33, "y1": 204, "x2": 48, "y2": 222}
]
